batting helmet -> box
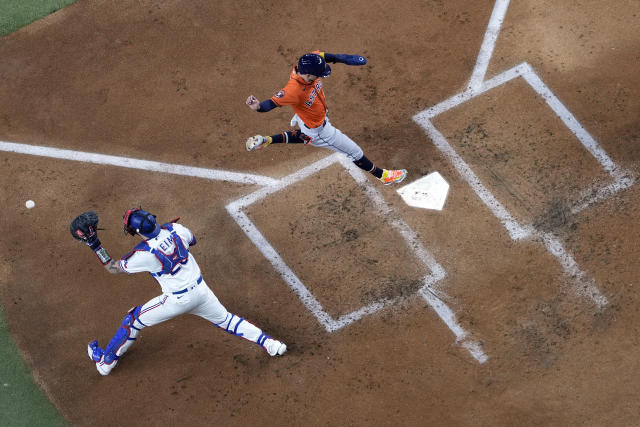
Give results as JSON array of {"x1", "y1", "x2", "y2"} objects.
[
  {"x1": 297, "y1": 53, "x2": 331, "y2": 78},
  {"x1": 123, "y1": 208, "x2": 160, "y2": 238}
]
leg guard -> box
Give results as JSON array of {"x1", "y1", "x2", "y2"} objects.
[
  {"x1": 215, "y1": 313, "x2": 246, "y2": 337},
  {"x1": 214, "y1": 312, "x2": 285, "y2": 355},
  {"x1": 98, "y1": 306, "x2": 146, "y2": 375}
]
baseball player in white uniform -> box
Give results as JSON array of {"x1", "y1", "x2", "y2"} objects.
[{"x1": 81, "y1": 208, "x2": 286, "y2": 376}]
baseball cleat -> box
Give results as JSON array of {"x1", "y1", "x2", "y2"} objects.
[
  {"x1": 246, "y1": 135, "x2": 269, "y2": 151},
  {"x1": 380, "y1": 169, "x2": 407, "y2": 185},
  {"x1": 263, "y1": 338, "x2": 287, "y2": 356},
  {"x1": 95, "y1": 358, "x2": 117, "y2": 376},
  {"x1": 87, "y1": 340, "x2": 104, "y2": 362},
  {"x1": 88, "y1": 340, "x2": 117, "y2": 375}
]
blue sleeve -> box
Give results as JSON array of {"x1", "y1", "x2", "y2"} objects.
[
  {"x1": 257, "y1": 99, "x2": 277, "y2": 112},
  {"x1": 324, "y1": 53, "x2": 367, "y2": 66}
]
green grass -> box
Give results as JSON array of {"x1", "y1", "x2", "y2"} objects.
[
  {"x1": 0, "y1": 307, "x2": 67, "y2": 426},
  {"x1": 0, "y1": 0, "x2": 77, "y2": 36},
  {"x1": 0, "y1": 1, "x2": 75, "y2": 424}
]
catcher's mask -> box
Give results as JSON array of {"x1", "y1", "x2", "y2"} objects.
[
  {"x1": 123, "y1": 208, "x2": 160, "y2": 239},
  {"x1": 297, "y1": 53, "x2": 331, "y2": 78}
]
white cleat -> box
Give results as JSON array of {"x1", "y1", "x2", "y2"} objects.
[
  {"x1": 95, "y1": 357, "x2": 118, "y2": 376},
  {"x1": 263, "y1": 338, "x2": 287, "y2": 356}
]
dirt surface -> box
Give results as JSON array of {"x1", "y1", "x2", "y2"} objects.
[{"x1": 1, "y1": 0, "x2": 639, "y2": 425}]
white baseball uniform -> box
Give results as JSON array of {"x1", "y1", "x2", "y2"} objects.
[{"x1": 90, "y1": 222, "x2": 285, "y2": 375}]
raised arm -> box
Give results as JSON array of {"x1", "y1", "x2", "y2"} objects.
[
  {"x1": 322, "y1": 52, "x2": 367, "y2": 66},
  {"x1": 246, "y1": 95, "x2": 277, "y2": 112},
  {"x1": 70, "y1": 211, "x2": 125, "y2": 274}
]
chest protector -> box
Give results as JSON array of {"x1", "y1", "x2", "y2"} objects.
[{"x1": 131, "y1": 223, "x2": 190, "y2": 276}]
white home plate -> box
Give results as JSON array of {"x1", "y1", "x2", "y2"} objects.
[{"x1": 397, "y1": 171, "x2": 449, "y2": 210}]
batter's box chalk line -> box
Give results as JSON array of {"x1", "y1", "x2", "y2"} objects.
[
  {"x1": 226, "y1": 153, "x2": 488, "y2": 364},
  {"x1": 413, "y1": 62, "x2": 635, "y2": 310},
  {"x1": 413, "y1": 0, "x2": 634, "y2": 310}
]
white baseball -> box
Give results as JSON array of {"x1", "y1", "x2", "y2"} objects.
[{"x1": 25, "y1": 200, "x2": 35, "y2": 209}]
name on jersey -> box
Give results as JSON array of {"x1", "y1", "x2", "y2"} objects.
[
  {"x1": 158, "y1": 236, "x2": 175, "y2": 254},
  {"x1": 304, "y1": 81, "x2": 323, "y2": 107}
]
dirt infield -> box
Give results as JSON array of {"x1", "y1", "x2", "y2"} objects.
[{"x1": 1, "y1": 0, "x2": 639, "y2": 425}]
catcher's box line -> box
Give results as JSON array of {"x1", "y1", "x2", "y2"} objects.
[
  {"x1": 227, "y1": 153, "x2": 488, "y2": 363},
  {"x1": 0, "y1": 141, "x2": 279, "y2": 186}
]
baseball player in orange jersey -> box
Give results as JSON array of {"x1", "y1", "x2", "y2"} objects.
[{"x1": 246, "y1": 51, "x2": 407, "y2": 185}]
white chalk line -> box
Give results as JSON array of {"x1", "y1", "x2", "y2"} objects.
[
  {"x1": 338, "y1": 160, "x2": 486, "y2": 361},
  {"x1": 571, "y1": 175, "x2": 636, "y2": 215},
  {"x1": 415, "y1": 116, "x2": 532, "y2": 241},
  {"x1": 521, "y1": 66, "x2": 621, "y2": 177},
  {"x1": 468, "y1": 0, "x2": 511, "y2": 90},
  {"x1": 227, "y1": 153, "x2": 487, "y2": 362},
  {"x1": 0, "y1": 139, "x2": 487, "y2": 359},
  {"x1": 407, "y1": 0, "x2": 619, "y2": 362},
  {"x1": 339, "y1": 157, "x2": 486, "y2": 360},
  {"x1": 417, "y1": 109, "x2": 610, "y2": 307},
  {"x1": 0, "y1": 140, "x2": 279, "y2": 186},
  {"x1": 539, "y1": 232, "x2": 608, "y2": 308},
  {"x1": 413, "y1": 11, "x2": 636, "y2": 310},
  {"x1": 226, "y1": 153, "x2": 341, "y2": 211}
]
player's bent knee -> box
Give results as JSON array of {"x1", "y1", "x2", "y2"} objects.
[
  {"x1": 102, "y1": 306, "x2": 145, "y2": 363},
  {"x1": 125, "y1": 305, "x2": 146, "y2": 331}
]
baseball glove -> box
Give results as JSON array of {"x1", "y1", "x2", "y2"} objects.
[
  {"x1": 246, "y1": 135, "x2": 270, "y2": 151},
  {"x1": 70, "y1": 211, "x2": 100, "y2": 246}
]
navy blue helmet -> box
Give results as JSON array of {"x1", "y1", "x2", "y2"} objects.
[
  {"x1": 297, "y1": 53, "x2": 331, "y2": 78},
  {"x1": 123, "y1": 208, "x2": 160, "y2": 238}
]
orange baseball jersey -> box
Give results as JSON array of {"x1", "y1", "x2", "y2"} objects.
[{"x1": 270, "y1": 51, "x2": 328, "y2": 128}]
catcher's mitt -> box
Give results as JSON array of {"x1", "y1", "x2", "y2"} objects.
[
  {"x1": 70, "y1": 211, "x2": 100, "y2": 245},
  {"x1": 246, "y1": 135, "x2": 270, "y2": 151}
]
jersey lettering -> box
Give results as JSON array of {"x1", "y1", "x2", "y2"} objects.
[
  {"x1": 304, "y1": 88, "x2": 318, "y2": 107},
  {"x1": 270, "y1": 65, "x2": 327, "y2": 128},
  {"x1": 132, "y1": 224, "x2": 191, "y2": 276},
  {"x1": 158, "y1": 235, "x2": 173, "y2": 253}
]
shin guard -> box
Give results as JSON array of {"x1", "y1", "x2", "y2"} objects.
[{"x1": 101, "y1": 306, "x2": 146, "y2": 371}]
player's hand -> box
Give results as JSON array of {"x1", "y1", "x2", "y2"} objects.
[
  {"x1": 70, "y1": 211, "x2": 101, "y2": 249},
  {"x1": 246, "y1": 95, "x2": 260, "y2": 111},
  {"x1": 332, "y1": 54, "x2": 367, "y2": 66},
  {"x1": 345, "y1": 55, "x2": 366, "y2": 66}
]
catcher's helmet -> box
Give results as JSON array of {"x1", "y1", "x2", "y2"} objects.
[
  {"x1": 123, "y1": 208, "x2": 160, "y2": 238},
  {"x1": 297, "y1": 53, "x2": 331, "y2": 78}
]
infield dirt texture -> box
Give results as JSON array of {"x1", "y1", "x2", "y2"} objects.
[{"x1": 0, "y1": 1, "x2": 639, "y2": 425}]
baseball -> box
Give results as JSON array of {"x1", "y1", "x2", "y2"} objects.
[{"x1": 25, "y1": 200, "x2": 35, "y2": 209}]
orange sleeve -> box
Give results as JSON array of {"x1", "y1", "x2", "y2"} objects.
[{"x1": 270, "y1": 79, "x2": 304, "y2": 107}]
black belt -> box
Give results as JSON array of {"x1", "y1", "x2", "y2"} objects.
[
  {"x1": 306, "y1": 118, "x2": 327, "y2": 129},
  {"x1": 172, "y1": 275, "x2": 203, "y2": 295}
]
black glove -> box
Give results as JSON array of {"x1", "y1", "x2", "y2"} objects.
[{"x1": 70, "y1": 211, "x2": 101, "y2": 249}]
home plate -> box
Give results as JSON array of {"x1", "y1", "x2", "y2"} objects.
[{"x1": 397, "y1": 171, "x2": 449, "y2": 210}]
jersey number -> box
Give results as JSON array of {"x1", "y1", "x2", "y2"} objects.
[{"x1": 169, "y1": 258, "x2": 189, "y2": 276}]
